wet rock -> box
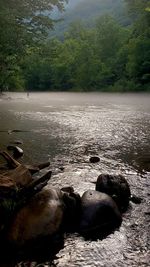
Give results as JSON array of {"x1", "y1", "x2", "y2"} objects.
[
  {"x1": 59, "y1": 166, "x2": 65, "y2": 171},
  {"x1": 61, "y1": 186, "x2": 74, "y2": 194},
  {"x1": 95, "y1": 173, "x2": 131, "y2": 212},
  {"x1": 5, "y1": 188, "x2": 81, "y2": 252},
  {"x1": 7, "y1": 189, "x2": 65, "y2": 247},
  {"x1": 7, "y1": 145, "x2": 24, "y2": 158},
  {"x1": 79, "y1": 190, "x2": 122, "y2": 239},
  {"x1": 130, "y1": 194, "x2": 142, "y2": 204},
  {"x1": 89, "y1": 156, "x2": 100, "y2": 163}
]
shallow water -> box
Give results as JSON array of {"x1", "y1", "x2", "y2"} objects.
[{"x1": 0, "y1": 92, "x2": 149, "y2": 267}]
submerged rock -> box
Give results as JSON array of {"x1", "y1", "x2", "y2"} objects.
[
  {"x1": 95, "y1": 173, "x2": 131, "y2": 212},
  {"x1": 79, "y1": 190, "x2": 122, "y2": 239}
]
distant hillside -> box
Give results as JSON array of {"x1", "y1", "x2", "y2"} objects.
[
  {"x1": 51, "y1": 0, "x2": 131, "y2": 38},
  {"x1": 51, "y1": 0, "x2": 81, "y2": 18}
]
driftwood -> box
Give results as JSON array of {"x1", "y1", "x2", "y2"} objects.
[
  {"x1": 16, "y1": 170, "x2": 52, "y2": 209},
  {"x1": 0, "y1": 150, "x2": 20, "y2": 169},
  {"x1": 26, "y1": 161, "x2": 50, "y2": 175},
  {"x1": 0, "y1": 150, "x2": 51, "y2": 234}
]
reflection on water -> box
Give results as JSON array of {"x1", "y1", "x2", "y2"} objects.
[{"x1": 0, "y1": 92, "x2": 150, "y2": 266}]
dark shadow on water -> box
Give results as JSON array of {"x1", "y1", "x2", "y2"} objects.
[
  {"x1": 0, "y1": 220, "x2": 123, "y2": 265},
  {"x1": 0, "y1": 233, "x2": 64, "y2": 266},
  {"x1": 79, "y1": 223, "x2": 122, "y2": 242}
]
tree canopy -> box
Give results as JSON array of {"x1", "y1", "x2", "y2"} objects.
[
  {"x1": 0, "y1": 0, "x2": 67, "y2": 90},
  {"x1": 0, "y1": 0, "x2": 150, "y2": 92}
]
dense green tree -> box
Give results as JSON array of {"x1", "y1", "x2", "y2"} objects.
[
  {"x1": 125, "y1": 0, "x2": 150, "y2": 15},
  {"x1": 122, "y1": 0, "x2": 150, "y2": 90},
  {"x1": 22, "y1": 39, "x2": 60, "y2": 90},
  {"x1": 94, "y1": 16, "x2": 129, "y2": 89},
  {"x1": 0, "y1": 0, "x2": 68, "y2": 36},
  {"x1": 126, "y1": 38, "x2": 150, "y2": 86},
  {"x1": 95, "y1": 16, "x2": 124, "y2": 61},
  {"x1": 0, "y1": 0, "x2": 67, "y2": 91},
  {"x1": 51, "y1": 38, "x2": 79, "y2": 90},
  {"x1": 1, "y1": 0, "x2": 149, "y2": 92}
]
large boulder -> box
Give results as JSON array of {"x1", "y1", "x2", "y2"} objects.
[
  {"x1": 6, "y1": 187, "x2": 81, "y2": 248},
  {"x1": 79, "y1": 190, "x2": 122, "y2": 239},
  {"x1": 7, "y1": 189, "x2": 65, "y2": 247},
  {"x1": 95, "y1": 174, "x2": 131, "y2": 212}
]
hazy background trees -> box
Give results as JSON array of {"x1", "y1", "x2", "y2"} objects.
[{"x1": 0, "y1": 0, "x2": 150, "y2": 92}]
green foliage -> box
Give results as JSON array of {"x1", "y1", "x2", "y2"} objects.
[
  {"x1": 127, "y1": 37, "x2": 150, "y2": 84},
  {"x1": 51, "y1": 0, "x2": 131, "y2": 38},
  {"x1": 21, "y1": 9, "x2": 150, "y2": 92},
  {"x1": 125, "y1": 0, "x2": 150, "y2": 15},
  {"x1": 0, "y1": 0, "x2": 67, "y2": 91},
  {"x1": 0, "y1": 0, "x2": 150, "y2": 92},
  {"x1": 0, "y1": 0, "x2": 68, "y2": 36},
  {"x1": 95, "y1": 16, "x2": 127, "y2": 62}
]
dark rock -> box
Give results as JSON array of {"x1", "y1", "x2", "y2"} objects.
[
  {"x1": 59, "y1": 166, "x2": 65, "y2": 171},
  {"x1": 7, "y1": 145, "x2": 24, "y2": 158},
  {"x1": 6, "y1": 189, "x2": 65, "y2": 248},
  {"x1": 89, "y1": 156, "x2": 100, "y2": 163},
  {"x1": 61, "y1": 186, "x2": 74, "y2": 194},
  {"x1": 95, "y1": 173, "x2": 131, "y2": 212},
  {"x1": 130, "y1": 194, "x2": 142, "y2": 204},
  {"x1": 79, "y1": 190, "x2": 122, "y2": 239},
  {"x1": 6, "y1": 188, "x2": 81, "y2": 248}
]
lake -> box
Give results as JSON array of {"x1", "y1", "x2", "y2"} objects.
[{"x1": 0, "y1": 92, "x2": 149, "y2": 267}]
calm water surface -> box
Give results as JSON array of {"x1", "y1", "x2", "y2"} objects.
[{"x1": 0, "y1": 92, "x2": 149, "y2": 267}]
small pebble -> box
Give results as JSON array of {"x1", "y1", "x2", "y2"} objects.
[{"x1": 89, "y1": 156, "x2": 100, "y2": 163}]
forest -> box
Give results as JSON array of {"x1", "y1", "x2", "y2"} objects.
[{"x1": 0, "y1": 0, "x2": 150, "y2": 92}]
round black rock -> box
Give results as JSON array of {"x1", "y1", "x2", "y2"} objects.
[
  {"x1": 79, "y1": 190, "x2": 122, "y2": 239},
  {"x1": 95, "y1": 173, "x2": 131, "y2": 212},
  {"x1": 89, "y1": 156, "x2": 100, "y2": 163}
]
